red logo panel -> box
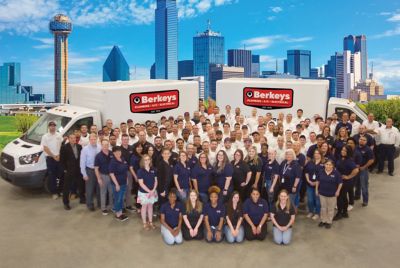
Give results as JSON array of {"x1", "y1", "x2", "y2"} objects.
[
  {"x1": 243, "y1": 87, "x2": 294, "y2": 110},
  {"x1": 130, "y1": 90, "x2": 179, "y2": 114}
]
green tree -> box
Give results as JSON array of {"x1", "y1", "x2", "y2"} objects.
[
  {"x1": 15, "y1": 114, "x2": 39, "y2": 133},
  {"x1": 358, "y1": 99, "x2": 400, "y2": 127}
]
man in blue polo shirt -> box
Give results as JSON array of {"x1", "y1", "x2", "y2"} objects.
[
  {"x1": 335, "y1": 112, "x2": 352, "y2": 136},
  {"x1": 358, "y1": 136, "x2": 374, "y2": 207},
  {"x1": 94, "y1": 139, "x2": 113, "y2": 215}
]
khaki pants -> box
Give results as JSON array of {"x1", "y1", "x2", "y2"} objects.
[{"x1": 319, "y1": 195, "x2": 337, "y2": 224}]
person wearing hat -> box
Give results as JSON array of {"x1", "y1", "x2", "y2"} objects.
[
  {"x1": 41, "y1": 121, "x2": 63, "y2": 200},
  {"x1": 251, "y1": 131, "x2": 262, "y2": 153}
]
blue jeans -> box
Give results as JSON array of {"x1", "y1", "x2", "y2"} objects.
[
  {"x1": 265, "y1": 180, "x2": 274, "y2": 205},
  {"x1": 161, "y1": 225, "x2": 183, "y2": 245},
  {"x1": 359, "y1": 169, "x2": 369, "y2": 204},
  {"x1": 273, "y1": 226, "x2": 292, "y2": 245},
  {"x1": 112, "y1": 184, "x2": 127, "y2": 213},
  {"x1": 224, "y1": 225, "x2": 244, "y2": 243},
  {"x1": 306, "y1": 185, "x2": 320, "y2": 214},
  {"x1": 177, "y1": 189, "x2": 189, "y2": 202},
  {"x1": 205, "y1": 226, "x2": 224, "y2": 243}
]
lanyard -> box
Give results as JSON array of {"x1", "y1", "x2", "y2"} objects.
[{"x1": 283, "y1": 163, "x2": 290, "y2": 175}]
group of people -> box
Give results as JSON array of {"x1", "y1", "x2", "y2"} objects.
[{"x1": 40, "y1": 102, "x2": 400, "y2": 245}]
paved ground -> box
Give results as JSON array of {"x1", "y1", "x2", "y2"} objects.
[{"x1": 0, "y1": 160, "x2": 399, "y2": 268}]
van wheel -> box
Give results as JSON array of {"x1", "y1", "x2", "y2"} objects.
[{"x1": 43, "y1": 174, "x2": 51, "y2": 193}]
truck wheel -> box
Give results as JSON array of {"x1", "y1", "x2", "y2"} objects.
[{"x1": 43, "y1": 174, "x2": 51, "y2": 193}]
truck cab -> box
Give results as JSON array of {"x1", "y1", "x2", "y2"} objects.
[
  {"x1": 327, "y1": 97, "x2": 368, "y2": 123},
  {"x1": 0, "y1": 105, "x2": 100, "y2": 188}
]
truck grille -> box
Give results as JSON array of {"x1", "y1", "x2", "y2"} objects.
[{"x1": 1, "y1": 153, "x2": 15, "y2": 171}]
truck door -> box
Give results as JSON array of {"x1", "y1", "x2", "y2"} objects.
[{"x1": 64, "y1": 116, "x2": 94, "y2": 137}]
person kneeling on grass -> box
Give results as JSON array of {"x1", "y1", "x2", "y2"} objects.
[
  {"x1": 270, "y1": 189, "x2": 296, "y2": 245},
  {"x1": 160, "y1": 189, "x2": 183, "y2": 245}
]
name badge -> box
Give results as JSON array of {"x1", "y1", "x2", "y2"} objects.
[
  {"x1": 175, "y1": 208, "x2": 180, "y2": 212},
  {"x1": 281, "y1": 178, "x2": 285, "y2": 184},
  {"x1": 216, "y1": 210, "x2": 221, "y2": 213},
  {"x1": 312, "y1": 174, "x2": 316, "y2": 181},
  {"x1": 258, "y1": 204, "x2": 263, "y2": 207}
]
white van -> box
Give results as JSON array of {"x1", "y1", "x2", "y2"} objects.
[{"x1": 0, "y1": 80, "x2": 198, "y2": 188}]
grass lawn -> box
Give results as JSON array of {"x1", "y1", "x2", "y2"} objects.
[{"x1": 0, "y1": 116, "x2": 21, "y2": 151}]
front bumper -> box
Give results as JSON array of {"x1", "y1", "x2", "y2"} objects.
[{"x1": 0, "y1": 164, "x2": 46, "y2": 188}]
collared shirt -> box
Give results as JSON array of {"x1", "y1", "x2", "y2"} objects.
[
  {"x1": 378, "y1": 126, "x2": 400, "y2": 146},
  {"x1": 109, "y1": 157, "x2": 129, "y2": 185},
  {"x1": 243, "y1": 198, "x2": 269, "y2": 226},
  {"x1": 191, "y1": 164, "x2": 213, "y2": 194},
  {"x1": 80, "y1": 144, "x2": 100, "y2": 177},
  {"x1": 94, "y1": 150, "x2": 113, "y2": 174},
  {"x1": 173, "y1": 162, "x2": 191, "y2": 190},
  {"x1": 71, "y1": 144, "x2": 78, "y2": 159},
  {"x1": 204, "y1": 202, "x2": 225, "y2": 227},
  {"x1": 41, "y1": 132, "x2": 63, "y2": 156},
  {"x1": 160, "y1": 202, "x2": 184, "y2": 229},
  {"x1": 137, "y1": 168, "x2": 157, "y2": 192},
  {"x1": 317, "y1": 168, "x2": 343, "y2": 197}
]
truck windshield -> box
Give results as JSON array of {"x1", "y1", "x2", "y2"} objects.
[{"x1": 20, "y1": 113, "x2": 71, "y2": 144}]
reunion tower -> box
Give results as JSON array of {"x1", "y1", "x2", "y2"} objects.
[{"x1": 49, "y1": 14, "x2": 72, "y2": 103}]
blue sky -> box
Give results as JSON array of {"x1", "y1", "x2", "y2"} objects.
[{"x1": 0, "y1": 0, "x2": 400, "y2": 101}]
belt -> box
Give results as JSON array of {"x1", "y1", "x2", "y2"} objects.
[{"x1": 86, "y1": 167, "x2": 95, "y2": 170}]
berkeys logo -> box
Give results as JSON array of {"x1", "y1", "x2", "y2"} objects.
[
  {"x1": 130, "y1": 90, "x2": 179, "y2": 114},
  {"x1": 243, "y1": 87, "x2": 294, "y2": 110}
]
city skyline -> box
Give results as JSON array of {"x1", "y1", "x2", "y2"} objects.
[{"x1": 0, "y1": 0, "x2": 399, "y2": 101}]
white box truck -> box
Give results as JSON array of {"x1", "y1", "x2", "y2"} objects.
[
  {"x1": 0, "y1": 80, "x2": 199, "y2": 188},
  {"x1": 216, "y1": 78, "x2": 368, "y2": 122}
]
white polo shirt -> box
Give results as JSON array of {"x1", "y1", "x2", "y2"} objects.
[{"x1": 41, "y1": 132, "x2": 63, "y2": 157}]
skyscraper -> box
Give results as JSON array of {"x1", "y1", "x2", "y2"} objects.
[
  {"x1": 286, "y1": 50, "x2": 311, "y2": 78},
  {"x1": 251, "y1": 55, "x2": 260, "y2": 78},
  {"x1": 155, "y1": 0, "x2": 178, "y2": 80},
  {"x1": 355, "y1": 35, "x2": 367, "y2": 80},
  {"x1": 335, "y1": 53, "x2": 344, "y2": 98},
  {"x1": 193, "y1": 22, "x2": 224, "y2": 100},
  {"x1": 178, "y1": 60, "x2": 194, "y2": 79},
  {"x1": 343, "y1": 35, "x2": 355, "y2": 53},
  {"x1": 310, "y1": 68, "x2": 319, "y2": 79},
  {"x1": 103, "y1": 46, "x2": 130, "y2": 82},
  {"x1": 150, "y1": 63, "x2": 156, "y2": 79},
  {"x1": 343, "y1": 50, "x2": 354, "y2": 99},
  {"x1": 227, "y1": 49, "x2": 252, "y2": 77},
  {"x1": 49, "y1": 14, "x2": 72, "y2": 103},
  {"x1": 209, "y1": 65, "x2": 244, "y2": 99}
]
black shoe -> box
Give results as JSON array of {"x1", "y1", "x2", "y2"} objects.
[
  {"x1": 342, "y1": 213, "x2": 349, "y2": 218},
  {"x1": 318, "y1": 222, "x2": 325, "y2": 227},
  {"x1": 88, "y1": 206, "x2": 95, "y2": 212},
  {"x1": 115, "y1": 214, "x2": 129, "y2": 222},
  {"x1": 354, "y1": 196, "x2": 361, "y2": 201},
  {"x1": 389, "y1": 173, "x2": 394, "y2": 176},
  {"x1": 377, "y1": 171, "x2": 383, "y2": 174},
  {"x1": 333, "y1": 214, "x2": 342, "y2": 221},
  {"x1": 362, "y1": 203, "x2": 368, "y2": 207},
  {"x1": 325, "y1": 223, "x2": 332, "y2": 229},
  {"x1": 125, "y1": 206, "x2": 136, "y2": 213},
  {"x1": 64, "y1": 204, "x2": 71, "y2": 210}
]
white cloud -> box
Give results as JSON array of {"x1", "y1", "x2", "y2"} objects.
[
  {"x1": 259, "y1": 55, "x2": 285, "y2": 71},
  {"x1": 371, "y1": 59, "x2": 400, "y2": 94},
  {"x1": 196, "y1": 0, "x2": 212, "y2": 13},
  {"x1": 241, "y1": 35, "x2": 313, "y2": 51},
  {"x1": 32, "y1": 37, "x2": 54, "y2": 49},
  {"x1": 371, "y1": 25, "x2": 400, "y2": 39},
  {"x1": 388, "y1": 13, "x2": 400, "y2": 22},
  {"x1": 267, "y1": 16, "x2": 276, "y2": 21},
  {"x1": 270, "y1": 6, "x2": 283, "y2": 13},
  {"x1": 379, "y1": 12, "x2": 392, "y2": 16}
]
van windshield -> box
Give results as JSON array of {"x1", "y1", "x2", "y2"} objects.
[{"x1": 20, "y1": 113, "x2": 71, "y2": 144}]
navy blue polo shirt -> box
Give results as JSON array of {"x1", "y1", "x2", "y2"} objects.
[
  {"x1": 323, "y1": 152, "x2": 335, "y2": 162},
  {"x1": 94, "y1": 150, "x2": 113, "y2": 174},
  {"x1": 137, "y1": 168, "x2": 157, "y2": 192},
  {"x1": 129, "y1": 154, "x2": 141, "y2": 172},
  {"x1": 335, "y1": 121, "x2": 352, "y2": 135},
  {"x1": 317, "y1": 169, "x2": 343, "y2": 197},
  {"x1": 333, "y1": 139, "x2": 347, "y2": 159},
  {"x1": 160, "y1": 202, "x2": 183, "y2": 229},
  {"x1": 296, "y1": 153, "x2": 306, "y2": 168},
  {"x1": 264, "y1": 160, "x2": 280, "y2": 181},
  {"x1": 352, "y1": 148, "x2": 362, "y2": 166},
  {"x1": 304, "y1": 161, "x2": 324, "y2": 187},
  {"x1": 358, "y1": 145, "x2": 374, "y2": 166},
  {"x1": 258, "y1": 153, "x2": 269, "y2": 173},
  {"x1": 243, "y1": 198, "x2": 269, "y2": 226},
  {"x1": 279, "y1": 160, "x2": 302, "y2": 190},
  {"x1": 204, "y1": 202, "x2": 225, "y2": 226},
  {"x1": 307, "y1": 144, "x2": 318, "y2": 159},
  {"x1": 188, "y1": 155, "x2": 198, "y2": 169},
  {"x1": 213, "y1": 163, "x2": 234, "y2": 191},
  {"x1": 173, "y1": 162, "x2": 191, "y2": 190},
  {"x1": 108, "y1": 158, "x2": 129, "y2": 185},
  {"x1": 354, "y1": 133, "x2": 374, "y2": 147},
  {"x1": 191, "y1": 164, "x2": 213, "y2": 194},
  {"x1": 336, "y1": 158, "x2": 357, "y2": 178}
]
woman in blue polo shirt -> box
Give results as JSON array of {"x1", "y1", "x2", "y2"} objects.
[
  {"x1": 334, "y1": 145, "x2": 359, "y2": 220},
  {"x1": 320, "y1": 142, "x2": 334, "y2": 161},
  {"x1": 245, "y1": 146, "x2": 263, "y2": 198},
  {"x1": 182, "y1": 190, "x2": 204, "y2": 241},
  {"x1": 213, "y1": 150, "x2": 234, "y2": 202},
  {"x1": 225, "y1": 191, "x2": 244, "y2": 243},
  {"x1": 173, "y1": 151, "x2": 191, "y2": 202},
  {"x1": 231, "y1": 149, "x2": 251, "y2": 201},
  {"x1": 264, "y1": 149, "x2": 280, "y2": 205},
  {"x1": 271, "y1": 189, "x2": 296, "y2": 245},
  {"x1": 137, "y1": 154, "x2": 158, "y2": 230},
  {"x1": 109, "y1": 146, "x2": 129, "y2": 222},
  {"x1": 316, "y1": 159, "x2": 343, "y2": 229},
  {"x1": 160, "y1": 190, "x2": 183, "y2": 245},
  {"x1": 278, "y1": 149, "x2": 302, "y2": 208},
  {"x1": 204, "y1": 186, "x2": 225, "y2": 242},
  {"x1": 243, "y1": 188, "x2": 269, "y2": 241},
  {"x1": 333, "y1": 127, "x2": 349, "y2": 160},
  {"x1": 304, "y1": 150, "x2": 325, "y2": 221},
  {"x1": 191, "y1": 153, "x2": 213, "y2": 203},
  {"x1": 130, "y1": 143, "x2": 143, "y2": 212}
]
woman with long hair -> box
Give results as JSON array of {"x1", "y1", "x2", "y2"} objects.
[
  {"x1": 320, "y1": 141, "x2": 334, "y2": 161},
  {"x1": 322, "y1": 126, "x2": 334, "y2": 148},
  {"x1": 137, "y1": 154, "x2": 158, "y2": 230},
  {"x1": 304, "y1": 149, "x2": 325, "y2": 220},
  {"x1": 191, "y1": 153, "x2": 213, "y2": 203},
  {"x1": 156, "y1": 149, "x2": 173, "y2": 205},
  {"x1": 173, "y1": 151, "x2": 192, "y2": 202},
  {"x1": 244, "y1": 146, "x2": 263, "y2": 198},
  {"x1": 334, "y1": 145, "x2": 359, "y2": 220},
  {"x1": 316, "y1": 159, "x2": 343, "y2": 229},
  {"x1": 243, "y1": 187, "x2": 269, "y2": 241},
  {"x1": 160, "y1": 189, "x2": 183, "y2": 245},
  {"x1": 224, "y1": 191, "x2": 245, "y2": 243},
  {"x1": 333, "y1": 127, "x2": 349, "y2": 160},
  {"x1": 182, "y1": 190, "x2": 204, "y2": 240},
  {"x1": 130, "y1": 143, "x2": 143, "y2": 212},
  {"x1": 213, "y1": 150, "x2": 234, "y2": 202},
  {"x1": 231, "y1": 149, "x2": 251, "y2": 200},
  {"x1": 204, "y1": 186, "x2": 225, "y2": 243},
  {"x1": 271, "y1": 189, "x2": 296, "y2": 245}
]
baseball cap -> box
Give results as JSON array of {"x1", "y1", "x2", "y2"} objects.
[{"x1": 48, "y1": 121, "x2": 56, "y2": 126}]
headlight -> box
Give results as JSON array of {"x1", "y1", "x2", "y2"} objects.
[{"x1": 19, "y1": 152, "x2": 42, "y2": 165}]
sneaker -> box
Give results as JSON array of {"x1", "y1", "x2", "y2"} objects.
[
  {"x1": 362, "y1": 203, "x2": 368, "y2": 207},
  {"x1": 125, "y1": 206, "x2": 136, "y2": 213},
  {"x1": 102, "y1": 210, "x2": 109, "y2": 216},
  {"x1": 117, "y1": 214, "x2": 129, "y2": 222},
  {"x1": 325, "y1": 223, "x2": 332, "y2": 229},
  {"x1": 312, "y1": 214, "x2": 319, "y2": 221},
  {"x1": 306, "y1": 213, "x2": 313, "y2": 218},
  {"x1": 347, "y1": 205, "x2": 353, "y2": 211},
  {"x1": 52, "y1": 194, "x2": 59, "y2": 200},
  {"x1": 318, "y1": 222, "x2": 325, "y2": 227},
  {"x1": 333, "y1": 214, "x2": 342, "y2": 221},
  {"x1": 389, "y1": 173, "x2": 394, "y2": 176}
]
